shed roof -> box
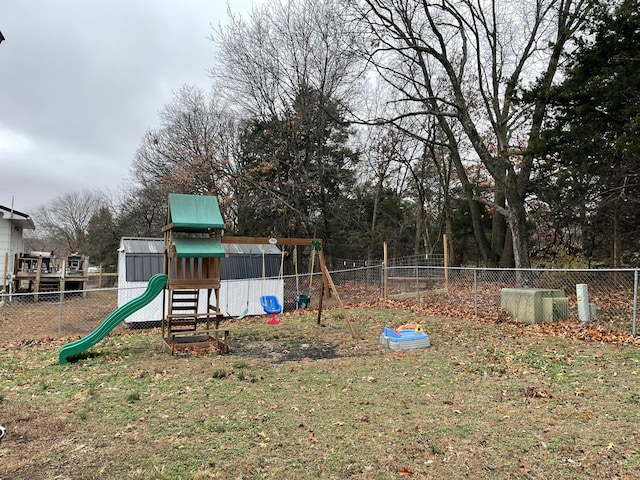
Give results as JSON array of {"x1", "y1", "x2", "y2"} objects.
[
  {"x1": 120, "y1": 237, "x2": 164, "y2": 255},
  {"x1": 223, "y1": 243, "x2": 282, "y2": 255},
  {"x1": 166, "y1": 194, "x2": 225, "y2": 232}
]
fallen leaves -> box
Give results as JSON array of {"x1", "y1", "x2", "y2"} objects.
[
  {"x1": 526, "y1": 319, "x2": 640, "y2": 346},
  {"x1": 574, "y1": 385, "x2": 590, "y2": 397},
  {"x1": 522, "y1": 386, "x2": 553, "y2": 399},
  {"x1": 352, "y1": 284, "x2": 640, "y2": 347}
]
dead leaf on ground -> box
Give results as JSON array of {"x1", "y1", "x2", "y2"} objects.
[{"x1": 523, "y1": 386, "x2": 553, "y2": 399}]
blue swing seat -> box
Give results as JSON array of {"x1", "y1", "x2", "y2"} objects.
[{"x1": 260, "y1": 295, "x2": 282, "y2": 314}]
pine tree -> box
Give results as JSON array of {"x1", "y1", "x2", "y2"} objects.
[{"x1": 541, "y1": 0, "x2": 640, "y2": 266}]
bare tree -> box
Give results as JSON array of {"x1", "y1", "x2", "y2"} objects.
[
  {"x1": 352, "y1": 0, "x2": 592, "y2": 268},
  {"x1": 33, "y1": 191, "x2": 102, "y2": 255},
  {"x1": 211, "y1": 0, "x2": 365, "y2": 119},
  {"x1": 355, "y1": 74, "x2": 462, "y2": 259},
  {"x1": 210, "y1": 0, "x2": 366, "y2": 245},
  {"x1": 130, "y1": 85, "x2": 239, "y2": 229}
]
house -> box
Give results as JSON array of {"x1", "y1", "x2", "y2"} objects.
[
  {"x1": 0, "y1": 204, "x2": 35, "y2": 292},
  {"x1": 117, "y1": 237, "x2": 283, "y2": 324}
]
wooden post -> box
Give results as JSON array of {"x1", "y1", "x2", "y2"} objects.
[
  {"x1": 98, "y1": 263, "x2": 103, "y2": 289},
  {"x1": 59, "y1": 257, "x2": 66, "y2": 297},
  {"x1": 321, "y1": 265, "x2": 356, "y2": 339},
  {"x1": 316, "y1": 250, "x2": 332, "y2": 298},
  {"x1": 34, "y1": 257, "x2": 43, "y2": 302},
  {"x1": 443, "y1": 233, "x2": 449, "y2": 291},
  {"x1": 383, "y1": 242, "x2": 388, "y2": 299},
  {"x1": 316, "y1": 283, "x2": 324, "y2": 326}
]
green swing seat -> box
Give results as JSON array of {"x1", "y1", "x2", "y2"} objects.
[{"x1": 297, "y1": 294, "x2": 311, "y2": 308}]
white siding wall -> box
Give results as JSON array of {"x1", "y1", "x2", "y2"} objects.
[
  {"x1": 10, "y1": 224, "x2": 24, "y2": 261},
  {"x1": 118, "y1": 278, "x2": 284, "y2": 324},
  {"x1": 116, "y1": 245, "x2": 285, "y2": 324},
  {"x1": 118, "y1": 281, "x2": 168, "y2": 324},
  {"x1": 220, "y1": 278, "x2": 283, "y2": 317},
  {"x1": 0, "y1": 219, "x2": 24, "y2": 285},
  {"x1": 0, "y1": 219, "x2": 9, "y2": 284}
]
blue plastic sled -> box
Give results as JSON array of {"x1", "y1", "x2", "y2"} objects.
[{"x1": 260, "y1": 295, "x2": 282, "y2": 324}]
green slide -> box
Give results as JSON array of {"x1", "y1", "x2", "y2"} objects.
[{"x1": 59, "y1": 273, "x2": 168, "y2": 365}]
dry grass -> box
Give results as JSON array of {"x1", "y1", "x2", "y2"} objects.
[{"x1": 1, "y1": 306, "x2": 640, "y2": 479}]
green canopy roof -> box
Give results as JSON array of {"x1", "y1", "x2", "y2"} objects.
[
  {"x1": 173, "y1": 237, "x2": 226, "y2": 258},
  {"x1": 167, "y1": 194, "x2": 225, "y2": 231}
]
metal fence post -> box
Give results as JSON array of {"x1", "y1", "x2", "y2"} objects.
[
  {"x1": 383, "y1": 242, "x2": 388, "y2": 299},
  {"x1": 474, "y1": 268, "x2": 478, "y2": 316},
  {"x1": 58, "y1": 290, "x2": 64, "y2": 336},
  {"x1": 633, "y1": 269, "x2": 638, "y2": 337}
]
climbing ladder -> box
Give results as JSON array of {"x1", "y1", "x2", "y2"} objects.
[{"x1": 167, "y1": 289, "x2": 199, "y2": 336}]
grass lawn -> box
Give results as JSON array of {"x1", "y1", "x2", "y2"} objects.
[{"x1": 1, "y1": 306, "x2": 640, "y2": 479}]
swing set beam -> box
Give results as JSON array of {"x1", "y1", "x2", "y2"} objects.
[
  {"x1": 219, "y1": 237, "x2": 322, "y2": 247},
  {"x1": 220, "y1": 236, "x2": 355, "y2": 339},
  {"x1": 220, "y1": 236, "x2": 328, "y2": 295}
]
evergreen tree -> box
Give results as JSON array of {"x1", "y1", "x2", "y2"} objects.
[
  {"x1": 85, "y1": 206, "x2": 120, "y2": 271},
  {"x1": 540, "y1": 0, "x2": 640, "y2": 266},
  {"x1": 235, "y1": 85, "x2": 358, "y2": 243}
]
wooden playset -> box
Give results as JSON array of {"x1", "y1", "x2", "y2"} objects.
[
  {"x1": 161, "y1": 193, "x2": 228, "y2": 354},
  {"x1": 160, "y1": 193, "x2": 354, "y2": 355},
  {"x1": 59, "y1": 193, "x2": 354, "y2": 363}
]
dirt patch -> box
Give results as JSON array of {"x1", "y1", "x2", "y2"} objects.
[{"x1": 238, "y1": 338, "x2": 339, "y2": 362}]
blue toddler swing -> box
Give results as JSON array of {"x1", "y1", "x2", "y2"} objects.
[
  {"x1": 260, "y1": 295, "x2": 282, "y2": 324},
  {"x1": 259, "y1": 249, "x2": 284, "y2": 324}
]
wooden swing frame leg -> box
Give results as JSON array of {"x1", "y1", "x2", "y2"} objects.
[{"x1": 319, "y1": 265, "x2": 356, "y2": 339}]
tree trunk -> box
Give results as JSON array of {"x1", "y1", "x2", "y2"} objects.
[
  {"x1": 443, "y1": 129, "x2": 493, "y2": 265},
  {"x1": 368, "y1": 175, "x2": 383, "y2": 262},
  {"x1": 612, "y1": 207, "x2": 621, "y2": 268},
  {"x1": 491, "y1": 185, "x2": 509, "y2": 267},
  {"x1": 505, "y1": 179, "x2": 532, "y2": 284}
]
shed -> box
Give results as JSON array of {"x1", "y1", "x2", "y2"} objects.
[
  {"x1": 117, "y1": 237, "x2": 283, "y2": 324},
  {"x1": 0, "y1": 204, "x2": 35, "y2": 292}
]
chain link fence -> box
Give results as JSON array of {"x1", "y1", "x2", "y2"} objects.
[
  {"x1": 1, "y1": 265, "x2": 638, "y2": 343},
  {"x1": 383, "y1": 266, "x2": 638, "y2": 337}
]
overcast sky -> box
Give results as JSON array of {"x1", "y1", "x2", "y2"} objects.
[{"x1": 0, "y1": 0, "x2": 257, "y2": 216}]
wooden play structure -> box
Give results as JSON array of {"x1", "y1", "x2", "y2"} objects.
[
  {"x1": 58, "y1": 193, "x2": 354, "y2": 363},
  {"x1": 160, "y1": 193, "x2": 355, "y2": 355},
  {"x1": 161, "y1": 194, "x2": 228, "y2": 354}
]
